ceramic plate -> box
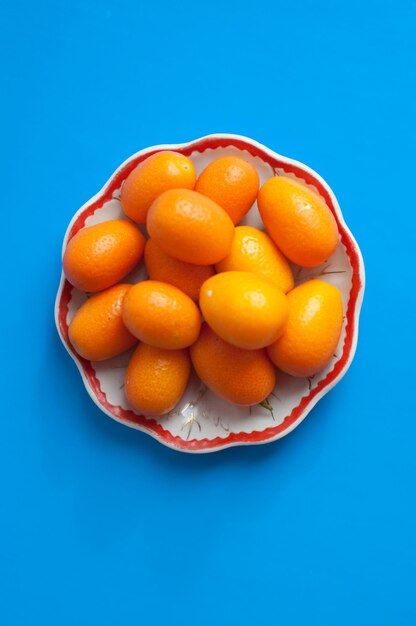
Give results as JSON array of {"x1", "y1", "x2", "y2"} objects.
[{"x1": 55, "y1": 134, "x2": 365, "y2": 453}]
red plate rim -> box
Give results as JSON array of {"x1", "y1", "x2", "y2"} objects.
[{"x1": 55, "y1": 134, "x2": 365, "y2": 453}]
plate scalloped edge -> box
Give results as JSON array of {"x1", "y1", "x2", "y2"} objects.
[{"x1": 54, "y1": 133, "x2": 365, "y2": 454}]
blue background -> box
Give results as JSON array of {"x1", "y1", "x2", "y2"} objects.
[{"x1": 1, "y1": 1, "x2": 415, "y2": 624}]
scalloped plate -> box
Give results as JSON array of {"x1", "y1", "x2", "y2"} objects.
[{"x1": 55, "y1": 134, "x2": 365, "y2": 453}]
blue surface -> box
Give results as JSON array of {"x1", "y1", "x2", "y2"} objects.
[{"x1": 1, "y1": 1, "x2": 415, "y2": 624}]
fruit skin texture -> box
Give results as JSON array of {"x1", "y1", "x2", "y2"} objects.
[
  {"x1": 122, "y1": 280, "x2": 201, "y2": 349},
  {"x1": 147, "y1": 189, "x2": 234, "y2": 265},
  {"x1": 190, "y1": 324, "x2": 276, "y2": 406},
  {"x1": 125, "y1": 344, "x2": 191, "y2": 416},
  {"x1": 120, "y1": 151, "x2": 196, "y2": 223},
  {"x1": 267, "y1": 279, "x2": 343, "y2": 377},
  {"x1": 216, "y1": 226, "x2": 294, "y2": 293},
  {"x1": 68, "y1": 284, "x2": 137, "y2": 361},
  {"x1": 199, "y1": 271, "x2": 288, "y2": 350},
  {"x1": 257, "y1": 175, "x2": 339, "y2": 267},
  {"x1": 63, "y1": 219, "x2": 145, "y2": 292},
  {"x1": 195, "y1": 156, "x2": 259, "y2": 224},
  {"x1": 144, "y1": 239, "x2": 215, "y2": 302}
]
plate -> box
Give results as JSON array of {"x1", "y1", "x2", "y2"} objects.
[{"x1": 55, "y1": 134, "x2": 365, "y2": 453}]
